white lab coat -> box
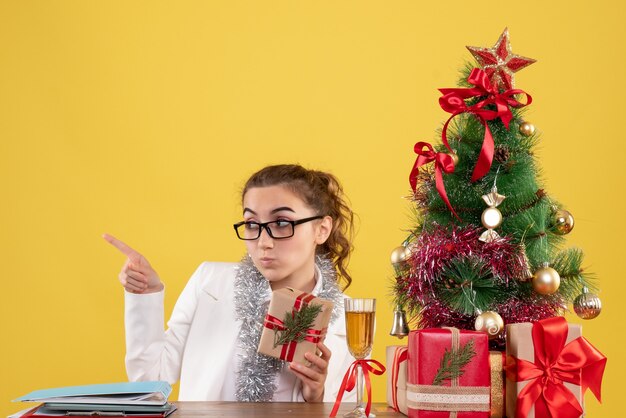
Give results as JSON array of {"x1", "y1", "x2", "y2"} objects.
[{"x1": 124, "y1": 261, "x2": 356, "y2": 402}]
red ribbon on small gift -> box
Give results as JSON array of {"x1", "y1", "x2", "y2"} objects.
[
  {"x1": 409, "y1": 141, "x2": 459, "y2": 220},
  {"x1": 263, "y1": 292, "x2": 326, "y2": 362},
  {"x1": 391, "y1": 347, "x2": 408, "y2": 412},
  {"x1": 330, "y1": 359, "x2": 386, "y2": 417},
  {"x1": 505, "y1": 316, "x2": 607, "y2": 418},
  {"x1": 439, "y1": 67, "x2": 532, "y2": 182}
]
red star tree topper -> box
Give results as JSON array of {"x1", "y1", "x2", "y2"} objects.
[{"x1": 466, "y1": 28, "x2": 536, "y2": 91}]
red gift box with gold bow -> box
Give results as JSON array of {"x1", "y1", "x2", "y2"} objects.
[
  {"x1": 407, "y1": 327, "x2": 491, "y2": 418},
  {"x1": 505, "y1": 317, "x2": 606, "y2": 418}
]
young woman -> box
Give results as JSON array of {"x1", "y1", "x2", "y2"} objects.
[{"x1": 103, "y1": 164, "x2": 356, "y2": 403}]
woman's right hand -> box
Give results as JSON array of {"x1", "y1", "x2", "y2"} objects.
[{"x1": 103, "y1": 233, "x2": 164, "y2": 294}]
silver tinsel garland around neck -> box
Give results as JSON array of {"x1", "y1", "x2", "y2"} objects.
[{"x1": 233, "y1": 254, "x2": 344, "y2": 402}]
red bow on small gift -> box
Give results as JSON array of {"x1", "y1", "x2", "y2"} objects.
[
  {"x1": 263, "y1": 292, "x2": 326, "y2": 362},
  {"x1": 409, "y1": 141, "x2": 459, "y2": 220},
  {"x1": 505, "y1": 316, "x2": 607, "y2": 418},
  {"x1": 439, "y1": 68, "x2": 532, "y2": 182}
]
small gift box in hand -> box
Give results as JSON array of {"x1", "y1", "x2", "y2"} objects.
[{"x1": 257, "y1": 287, "x2": 334, "y2": 364}]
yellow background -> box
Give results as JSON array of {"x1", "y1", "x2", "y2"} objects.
[{"x1": 1, "y1": 1, "x2": 624, "y2": 416}]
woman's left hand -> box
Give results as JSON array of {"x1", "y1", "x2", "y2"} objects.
[{"x1": 288, "y1": 342, "x2": 331, "y2": 402}]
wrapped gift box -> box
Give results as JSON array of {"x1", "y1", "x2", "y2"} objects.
[
  {"x1": 257, "y1": 287, "x2": 333, "y2": 365},
  {"x1": 505, "y1": 317, "x2": 606, "y2": 418},
  {"x1": 489, "y1": 351, "x2": 505, "y2": 418},
  {"x1": 407, "y1": 328, "x2": 490, "y2": 418},
  {"x1": 386, "y1": 345, "x2": 409, "y2": 415},
  {"x1": 506, "y1": 321, "x2": 581, "y2": 418}
]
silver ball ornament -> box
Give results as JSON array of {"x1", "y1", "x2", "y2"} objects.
[{"x1": 573, "y1": 287, "x2": 602, "y2": 319}]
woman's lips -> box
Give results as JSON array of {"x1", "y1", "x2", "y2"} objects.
[{"x1": 259, "y1": 257, "x2": 275, "y2": 267}]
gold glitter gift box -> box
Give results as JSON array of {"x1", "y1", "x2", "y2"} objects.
[{"x1": 489, "y1": 351, "x2": 505, "y2": 418}]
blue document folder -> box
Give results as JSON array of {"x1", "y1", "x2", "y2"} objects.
[{"x1": 13, "y1": 381, "x2": 172, "y2": 405}]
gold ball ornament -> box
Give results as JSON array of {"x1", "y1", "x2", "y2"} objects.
[
  {"x1": 519, "y1": 121, "x2": 536, "y2": 137},
  {"x1": 532, "y1": 265, "x2": 561, "y2": 295},
  {"x1": 474, "y1": 311, "x2": 504, "y2": 339},
  {"x1": 573, "y1": 287, "x2": 602, "y2": 319},
  {"x1": 481, "y1": 207, "x2": 503, "y2": 229},
  {"x1": 552, "y1": 209, "x2": 575, "y2": 235},
  {"x1": 390, "y1": 246, "x2": 411, "y2": 268}
]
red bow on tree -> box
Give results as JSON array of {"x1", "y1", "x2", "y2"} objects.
[
  {"x1": 439, "y1": 68, "x2": 532, "y2": 182},
  {"x1": 409, "y1": 141, "x2": 459, "y2": 220},
  {"x1": 505, "y1": 316, "x2": 607, "y2": 418}
]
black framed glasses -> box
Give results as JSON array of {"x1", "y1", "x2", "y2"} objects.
[{"x1": 233, "y1": 215, "x2": 324, "y2": 240}]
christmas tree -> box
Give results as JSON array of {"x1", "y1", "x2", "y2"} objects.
[{"x1": 392, "y1": 29, "x2": 602, "y2": 347}]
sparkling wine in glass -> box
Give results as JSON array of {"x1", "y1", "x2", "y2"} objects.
[{"x1": 344, "y1": 298, "x2": 376, "y2": 418}]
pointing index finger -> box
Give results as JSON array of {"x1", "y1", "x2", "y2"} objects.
[{"x1": 103, "y1": 233, "x2": 140, "y2": 260}]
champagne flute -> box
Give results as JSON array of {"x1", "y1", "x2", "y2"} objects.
[{"x1": 344, "y1": 298, "x2": 376, "y2": 418}]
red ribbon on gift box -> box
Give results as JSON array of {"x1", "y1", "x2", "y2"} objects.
[
  {"x1": 505, "y1": 316, "x2": 607, "y2": 418},
  {"x1": 439, "y1": 67, "x2": 532, "y2": 182},
  {"x1": 262, "y1": 292, "x2": 326, "y2": 362},
  {"x1": 330, "y1": 359, "x2": 386, "y2": 418}
]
